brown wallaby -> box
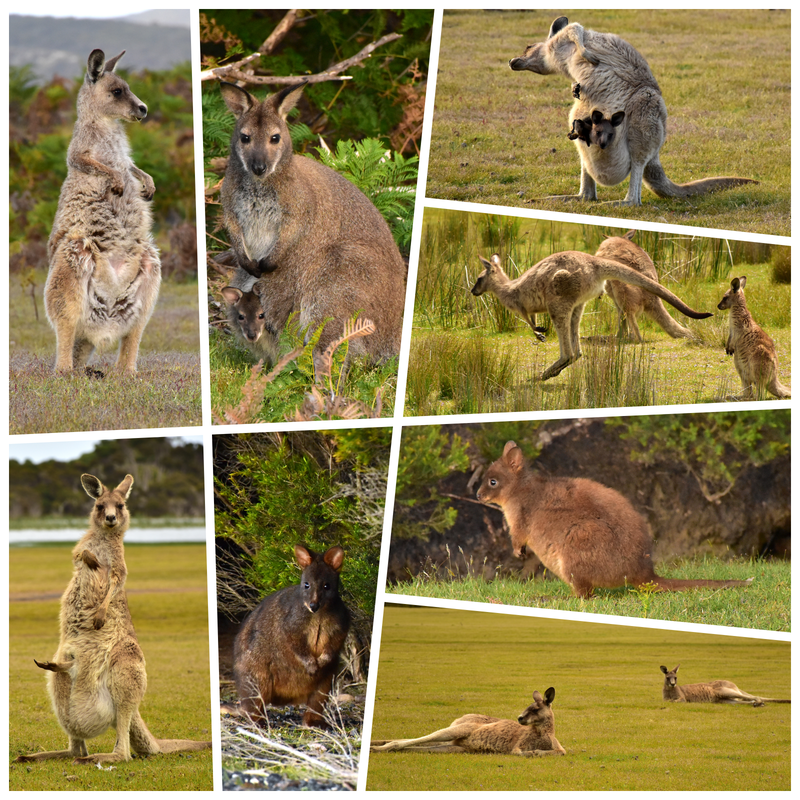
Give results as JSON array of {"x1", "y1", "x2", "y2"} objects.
[
  {"x1": 470, "y1": 250, "x2": 711, "y2": 380},
  {"x1": 218, "y1": 81, "x2": 406, "y2": 379},
  {"x1": 595, "y1": 230, "x2": 693, "y2": 342},
  {"x1": 16, "y1": 474, "x2": 210, "y2": 764},
  {"x1": 661, "y1": 665, "x2": 791, "y2": 706},
  {"x1": 477, "y1": 441, "x2": 754, "y2": 598},
  {"x1": 220, "y1": 285, "x2": 275, "y2": 361},
  {"x1": 717, "y1": 277, "x2": 791, "y2": 399},
  {"x1": 232, "y1": 544, "x2": 351, "y2": 727},
  {"x1": 509, "y1": 17, "x2": 758, "y2": 205},
  {"x1": 45, "y1": 50, "x2": 161, "y2": 374},
  {"x1": 568, "y1": 109, "x2": 625, "y2": 149},
  {"x1": 371, "y1": 687, "x2": 565, "y2": 756}
]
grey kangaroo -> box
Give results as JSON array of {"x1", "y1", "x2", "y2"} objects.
[
  {"x1": 661, "y1": 665, "x2": 790, "y2": 706},
  {"x1": 477, "y1": 441, "x2": 753, "y2": 599},
  {"x1": 509, "y1": 17, "x2": 757, "y2": 205},
  {"x1": 233, "y1": 544, "x2": 351, "y2": 727},
  {"x1": 568, "y1": 109, "x2": 625, "y2": 149},
  {"x1": 371, "y1": 687, "x2": 565, "y2": 756},
  {"x1": 717, "y1": 277, "x2": 791, "y2": 399},
  {"x1": 220, "y1": 284, "x2": 274, "y2": 361},
  {"x1": 45, "y1": 50, "x2": 161, "y2": 374},
  {"x1": 219, "y1": 81, "x2": 406, "y2": 378},
  {"x1": 16, "y1": 475, "x2": 210, "y2": 764},
  {"x1": 470, "y1": 250, "x2": 711, "y2": 380}
]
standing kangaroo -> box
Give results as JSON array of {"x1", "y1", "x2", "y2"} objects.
[
  {"x1": 509, "y1": 17, "x2": 758, "y2": 205},
  {"x1": 371, "y1": 687, "x2": 564, "y2": 756},
  {"x1": 45, "y1": 50, "x2": 161, "y2": 374},
  {"x1": 661, "y1": 665, "x2": 791, "y2": 706},
  {"x1": 233, "y1": 544, "x2": 351, "y2": 727},
  {"x1": 470, "y1": 250, "x2": 711, "y2": 380},
  {"x1": 218, "y1": 81, "x2": 406, "y2": 378},
  {"x1": 477, "y1": 441, "x2": 753, "y2": 599},
  {"x1": 16, "y1": 475, "x2": 210, "y2": 764},
  {"x1": 717, "y1": 277, "x2": 791, "y2": 399}
]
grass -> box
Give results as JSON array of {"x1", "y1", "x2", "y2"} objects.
[
  {"x1": 426, "y1": 9, "x2": 790, "y2": 235},
  {"x1": 366, "y1": 606, "x2": 790, "y2": 791},
  {"x1": 9, "y1": 543, "x2": 213, "y2": 791}
]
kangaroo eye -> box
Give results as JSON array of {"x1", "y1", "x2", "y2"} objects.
[
  {"x1": 258, "y1": 313, "x2": 265, "y2": 320},
  {"x1": 304, "y1": 582, "x2": 310, "y2": 589},
  {"x1": 238, "y1": 313, "x2": 245, "y2": 321},
  {"x1": 112, "y1": 88, "x2": 123, "y2": 97},
  {"x1": 117, "y1": 504, "x2": 124, "y2": 511},
  {"x1": 270, "y1": 134, "x2": 281, "y2": 144},
  {"x1": 489, "y1": 478, "x2": 497, "y2": 486},
  {"x1": 240, "y1": 133, "x2": 251, "y2": 144}
]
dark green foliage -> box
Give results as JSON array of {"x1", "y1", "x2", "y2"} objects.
[{"x1": 771, "y1": 245, "x2": 791, "y2": 284}]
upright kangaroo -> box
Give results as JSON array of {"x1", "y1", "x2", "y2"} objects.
[
  {"x1": 568, "y1": 109, "x2": 625, "y2": 149},
  {"x1": 45, "y1": 50, "x2": 161, "y2": 374},
  {"x1": 477, "y1": 441, "x2": 753, "y2": 598},
  {"x1": 233, "y1": 544, "x2": 351, "y2": 727},
  {"x1": 219, "y1": 81, "x2": 406, "y2": 378},
  {"x1": 509, "y1": 17, "x2": 757, "y2": 205},
  {"x1": 717, "y1": 277, "x2": 791, "y2": 399},
  {"x1": 470, "y1": 250, "x2": 711, "y2": 380},
  {"x1": 371, "y1": 687, "x2": 565, "y2": 756},
  {"x1": 16, "y1": 474, "x2": 210, "y2": 764},
  {"x1": 661, "y1": 665, "x2": 790, "y2": 706}
]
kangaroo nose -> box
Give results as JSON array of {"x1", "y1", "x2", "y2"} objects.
[{"x1": 251, "y1": 162, "x2": 267, "y2": 176}]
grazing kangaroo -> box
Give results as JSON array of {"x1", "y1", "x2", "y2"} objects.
[
  {"x1": 218, "y1": 81, "x2": 406, "y2": 379},
  {"x1": 568, "y1": 109, "x2": 625, "y2": 149},
  {"x1": 233, "y1": 544, "x2": 351, "y2": 727},
  {"x1": 661, "y1": 665, "x2": 791, "y2": 706},
  {"x1": 717, "y1": 277, "x2": 791, "y2": 399},
  {"x1": 45, "y1": 50, "x2": 161, "y2": 374},
  {"x1": 470, "y1": 250, "x2": 711, "y2": 380},
  {"x1": 477, "y1": 441, "x2": 753, "y2": 598},
  {"x1": 16, "y1": 474, "x2": 210, "y2": 764},
  {"x1": 371, "y1": 688, "x2": 565, "y2": 756},
  {"x1": 595, "y1": 230, "x2": 693, "y2": 342},
  {"x1": 509, "y1": 17, "x2": 758, "y2": 205}
]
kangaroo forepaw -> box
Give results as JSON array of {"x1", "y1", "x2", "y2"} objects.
[
  {"x1": 80, "y1": 549, "x2": 102, "y2": 570},
  {"x1": 571, "y1": 82, "x2": 581, "y2": 99}
]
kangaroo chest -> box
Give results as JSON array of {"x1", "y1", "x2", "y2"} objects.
[{"x1": 232, "y1": 182, "x2": 283, "y2": 262}]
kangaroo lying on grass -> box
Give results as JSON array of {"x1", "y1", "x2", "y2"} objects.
[
  {"x1": 509, "y1": 16, "x2": 758, "y2": 205},
  {"x1": 371, "y1": 688, "x2": 565, "y2": 756},
  {"x1": 661, "y1": 665, "x2": 791, "y2": 706},
  {"x1": 568, "y1": 109, "x2": 625, "y2": 149}
]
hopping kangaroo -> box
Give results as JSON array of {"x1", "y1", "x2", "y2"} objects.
[
  {"x1": 219, "y1": 81, "x2": 406, "y2": 378},
  {"x1": 509, "y1": 17, "x2": 757, "y2": 205},
  {"x1": 45, "y1": 50, "x2": 161, "y2": 374},
  {"x1": 470, "y1": 250, "x2": 711, "y2": 380},
  {"x1": 661, "y1": 665, "x2": 791, "y2": 706},
  {"x1": 717, "y1": 277, "x2": 791, "y2": 399},
  {"x1": 477, "y1": 441, "x2": 753, "y2": 599},
  {"x1": 16, "y1": 475, "x2": 210, "y2": 764},
  {"x1": 233, "y1": 544, "x2": 351, "y2": 727},
  {"x1": 371, "y1": 688, "x2": 565, "y2": 756}
]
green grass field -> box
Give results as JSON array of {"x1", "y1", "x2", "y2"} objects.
[
  {"x1": 9, "y1": 543, "x2": 213, "y2": 791},
  {"x1": 366, "y1": 606, "x2": 790, "y2": 791}
]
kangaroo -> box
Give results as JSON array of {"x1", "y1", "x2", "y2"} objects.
[
  {"x1": 45, "y1": 50, "x2": 161, "y2": 374},
  {"x1": 16, "y1": 474, "x2": 210, "y2": 764},
  {"x1": 470, "y1": 250, "x2": 711, "y2": 380},
  {"x1": 568, "y1": 109, "x2": 625, "y2": 149},
  {"x1": 595, "y1": 230, "x2": 693, "y2": 342},
  {"x1": 661, "y1": 665, "x2": 790, "y2": 706},
  {"x1": 717, "y1": 277, "x2": 790, "y2": 400},
  {"x1": 218, "y1": 81, "x2": 406, "y2": 379},
  {"x1": 509, "y1": 17, "x2": 758, "y2": 206},
  {"x1": 220, "y1": 283, "x2": 275, "y2": 361},
  {"x1": 232, "y1": 544, "x2": 351, "y2": 728},
  {"x1": 371, "y1": 687, "x2": 564, "y2": 756},
  {"x1": 477, "y1": 441, "x2": 753, "y2": 599}
]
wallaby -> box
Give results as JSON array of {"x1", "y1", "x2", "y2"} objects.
[
  {"x1": 220, "y1": 284, "x2": 274, "y2": 361},
  {"x1": 45, "y1": 50, "x2": 161, "y2": 374},
  {"x1": 661, "y1": 665, "x2": 791, "y2": 706},
  {"x1": 232, "y1": 544, "x2": 351, "y2": 727},
  {"x1": 218, "y1": 81, "x2": 406, "y2": 379},
  {"x1": 509, "y1": 17, "x2": 758, "y2": 205},
  {"x1": 371, "y1": 687, "x2": 565, "y2": 756},
  {"x1": 717, "y1": 277, "x2": 790, "y2": 399},
  {"x1": 477, "y1": 441, "x2": 753, "y2": 599},
  {"x1": 595, "y1": 230, "x2": 693, "y2": 342},
  {"x1": 568, "y1": 109, "x2": 625, "y2": 149},
  {"x1": 16, "y1": 474, "x2": 210, "y2": 764},
  {"x1": 470, "y1": 250, "x2": 711, "y2": 380}
]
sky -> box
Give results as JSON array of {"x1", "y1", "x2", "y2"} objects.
[{"x1": 9, "y1": 436, "x2": 204, "y2": 464}]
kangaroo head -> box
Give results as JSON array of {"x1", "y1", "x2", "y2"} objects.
[
  {"x1": 518, "y1": 687, "x2": 556, "y2": 728},
  {"x1": 476, "y1": 440, "x2": 526, "y2": 507},
  {"x1": 78, "y1": 49, "x2": 147, "y2": 123},
  {"x1": 660, "y1": 664, "x2": 680, "y2": 686},
  {"x1": 221, "y1": 286, "x2": 268, "y2": 343},
  {"x1": 589, "y1": 109, "x2": 625, "y2": 149},
  {"x1": 471, "y1": 254, "x2": 505, "y2": 296},
  {"x1": 717, "y1": 276, "x2": 746, "y2": 310},
  {"x1": 295, "y1": 544, "x2": 344, "y2": 614},
  {"x1": 81, "y1": 474, "x2": 134, "y2": 532}
]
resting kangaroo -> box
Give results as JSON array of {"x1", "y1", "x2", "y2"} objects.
[
  {"x1": 717, "y1": 277, "x2": 791, "y2": 399},
  {"x1": 16, "y1": 475, "x2": 210, "y2": 764},
  {"x1": 509, "y1": 17, "x2": 758, "y2": 205},
  {"x1": 220, "y1": 283, "x2": 274, "y2": 361},
  {"x1": 477, "y1": 441, "x2": 753, "y2": 599},
  {"x1": 45, "y1": 50, "x2": 161, "y2": 374},
  {"x1": 371, "y1": 688, "x2": 565, "y2": 756},
  {"x1": 470, "y1": 250, "x2": 711, "y2": 380},
  {"x1": 661, "y1": 665, "x2": 791, "y2": 706}
]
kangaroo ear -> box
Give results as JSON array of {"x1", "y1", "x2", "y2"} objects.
[
  {"x1": 610, "y1": 111, "x2": 625, "y2": 127},
  {"x1": 81, "y1": 474, "x2": 104, "y2": 499},
  {"x1": 591, "y1": 109, "x2": 603, "y2": 124},
  {"x1": 87, "y1": 50, "x2": 106, "y2": 83},
  {"x1": 674, "y1": 664, "x2": 680, "y2": 672},
  {"x1": 274, "y1": 81, "x2": 308, "y2": 119},
  {"x1": 490, "y1": 254, "x2": 503, "y2": 268},
  {"x1": 324, "y1": 546, "x2": 345, "y2": 573},
  {"x1": 502, "y1": 442, "x2": 525, "y2": 473},
  {"x1": 730, "y1": 277, "x2": 741, "y2": 292},
  {"x1": 624, "y1": 229, "x2": 636, "y2": 240},
  {"x1": 738, "y1": 276, "x2": 747, "y2": 290},
  {"x1": 549, "y1": 16, "x2": 569, "y2": 38},
  {"x1": 116, "y1": 474, "x2": 134, "y2": 499},
  {"x1": 660, "y1": 665, "x2": 668, "y2": 674},
  {"x1": 544, "y1": 687, "x2": 556, "y2": 705},
  {"x1": 478, "y1": 254, "x2": 492, "y2": 270},
  {"x1": 220, "y1": 82, "x2": 257, "y2": 118},
  {"x1": 221, "y1": 286, "x2": 243, "y2": 305},
  {"x1": 103, "y1": 51, "x2": 126, "y2": 74},
  {"x1": 294, "y1": 544, "x2": 314, "y2": 569}
]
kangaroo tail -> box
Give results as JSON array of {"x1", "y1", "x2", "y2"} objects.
[
  {"x1": 644, "y1": 302, "x2": 694, "y2": 339},
  {"x1": 643, "y1": 157, "x2": 758, "y2": 198},
  {"x1": 651, "y1": 576, "x2": 754, "y2": 592},
  {"x1": 129, "y1": 711, "x2": 211, "y2": 756}
]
